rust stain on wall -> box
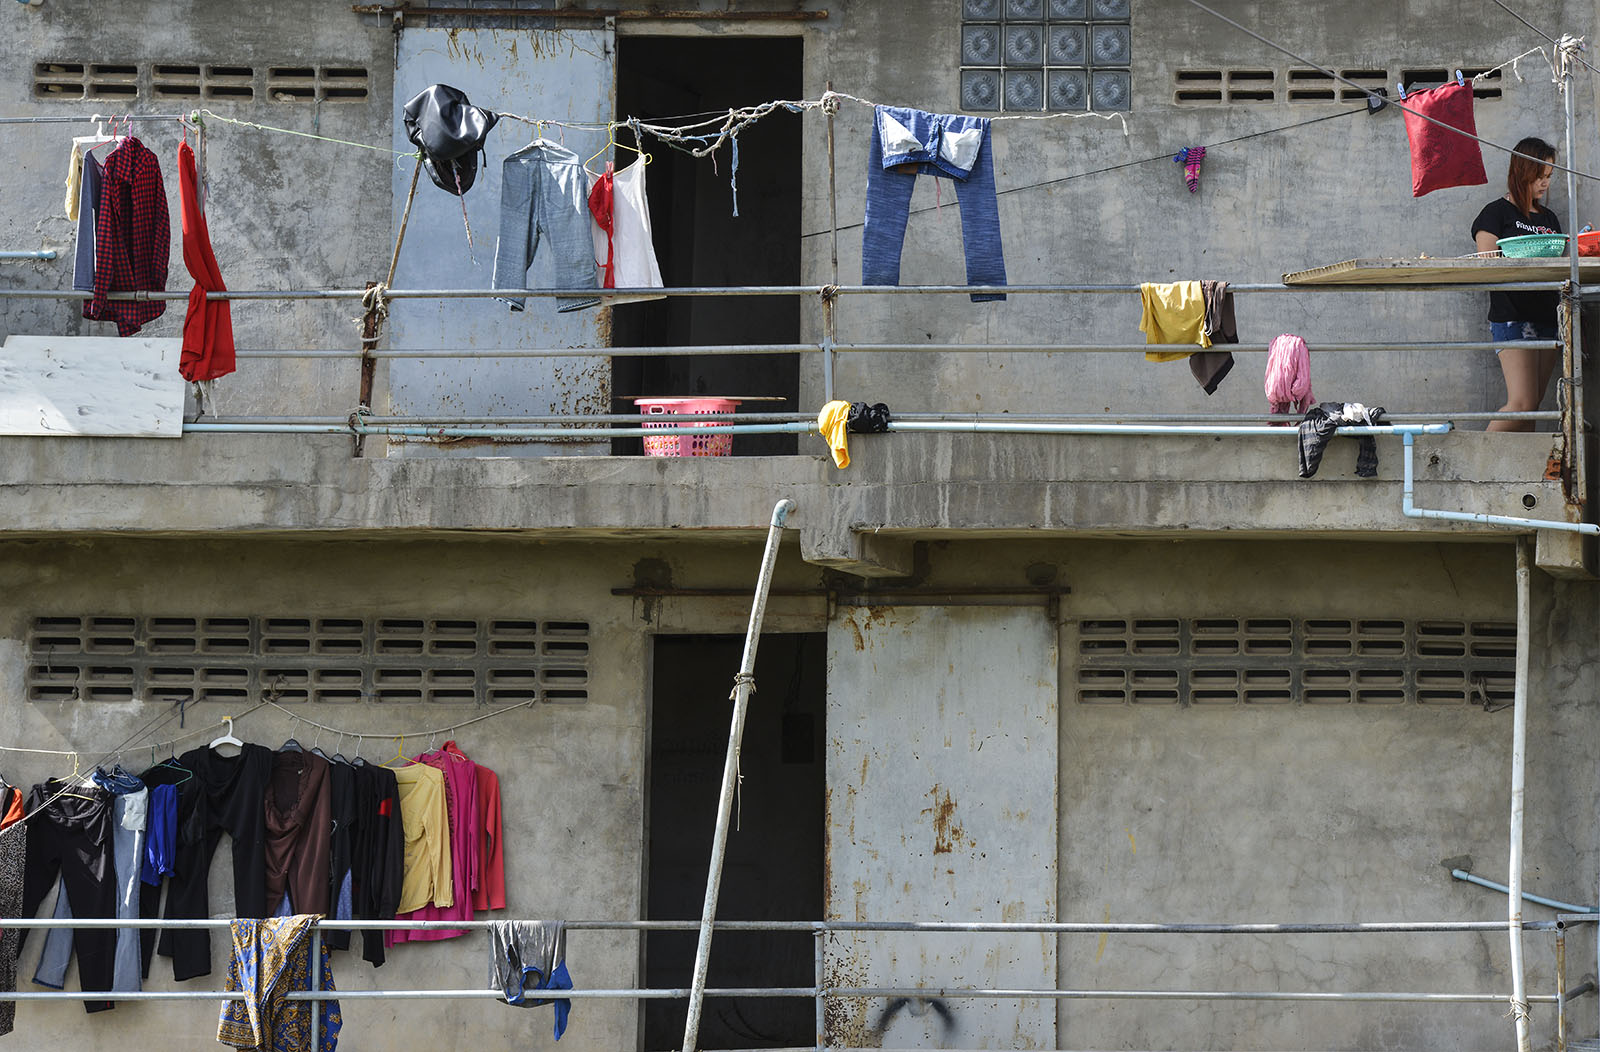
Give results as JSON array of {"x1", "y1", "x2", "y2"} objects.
[
  {"x1": 848, "y1": 616, "x2": 865, "y2": 652},
  {"x1": 924, "y1": 784, "x2": 964, "y2": 855}
]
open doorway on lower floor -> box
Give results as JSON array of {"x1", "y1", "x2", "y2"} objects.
[{"x1": 644, "y1": 632, "x2": 825, "y2": 1049}]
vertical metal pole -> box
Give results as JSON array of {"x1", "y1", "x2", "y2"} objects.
[
  {"x1": 826, "y1": 81, "x2": 839, "y2": 291},
  {"x1": 823, "y1": 82, "x2": 839, "y2": 406},
  {"x1": 822, "y1": 294, "x2": 836, "y2": 405},
  {"x1": 1556, "y1": 925, "x2": 1568, "y2": 1052},
  {"x1": 1561, "y1": 66, "x2": 1587, "y2": 503},
  {"x1": 309, "y1": 922, "x2": 323, "y2": 1049},
  {"x1": 813, "y1": 927, "x2": 826, "y2": 1052},
  {"x1": 1508, "y1": 537, "x2": 1533, "y2": 1052},
  {"x1": 680, "y1": 498, "x2": 798, "y2": 1052}
]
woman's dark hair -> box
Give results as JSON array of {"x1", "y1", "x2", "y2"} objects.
[{"x1": 1508, "y1": 136, "x2": 1557, "y2": 216}]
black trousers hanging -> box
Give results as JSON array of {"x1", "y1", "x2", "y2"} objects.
[
  {"x1": 157, "y1": 744, "x2": 272, "y2": 981},
  {"x1": 323, "y1": 761, "x2": 355, "y2": 952},
  {"x1": 19, "y1": 781, "x2": 116, "y2": 1012}
]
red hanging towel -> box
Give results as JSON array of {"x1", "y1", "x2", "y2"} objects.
[
  {"x1": 587, "y1": 162, "x2": 616, "y2": 289},
  {"x1": 1402, "y1": 82, "x2": 1487, "y2": 198},
  {"x1": 177, "y1": 140, "x2": 235, "y2": 381}
]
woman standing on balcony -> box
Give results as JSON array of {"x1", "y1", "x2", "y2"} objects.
[{"x1": 1472, "y1": 137, "x2": 1561, "y2": 432}]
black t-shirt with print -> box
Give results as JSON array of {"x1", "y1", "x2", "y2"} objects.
[{"x1": 1471, "y1": 196, "x2": 1562, "y2": 324}]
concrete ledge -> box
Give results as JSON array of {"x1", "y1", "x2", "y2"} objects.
[{"x1": 0, "y1": 431, "x2": 1581, "y2": 570}]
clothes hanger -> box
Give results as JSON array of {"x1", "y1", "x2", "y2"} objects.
[
  {"x1": 53, "y1": 753, "x2": 99, "y2": 802},
  {"x1": 209, "y1": 716, "x2": 244, "y2": 756},
  {"x1": 280, "y1": 716, "x2": 304, "y2": 753},
  {"x1": 380, "y1": 734, "x2": 411, "y2": 768},
  {"x1": 584, "y1": 123, "x2": 650, "y2": 175}
]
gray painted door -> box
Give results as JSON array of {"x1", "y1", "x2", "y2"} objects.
[
  {"x1": 389, "y1": 27, "x2": 612, "y2": 456},
  {"x1": 826, "y1": 605, "x2": 1058, "y2": 1049}
]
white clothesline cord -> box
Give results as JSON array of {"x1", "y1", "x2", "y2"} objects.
[{"x1": 262, "y1": 697, "x2": 536, "y2": 752}]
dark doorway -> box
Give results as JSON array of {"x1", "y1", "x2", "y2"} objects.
[
  {"x1": 644, "y1": 633, "x2": 825, "y2": 1050},
  {"x1": 612, "y1": 37, "x2": 803, "y2": 456}
]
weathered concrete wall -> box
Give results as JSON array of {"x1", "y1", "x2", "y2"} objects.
[
  {"x1": 800, "y1": 0, "x2": 1597, "y2": 424},
  {"x1": 1, "y1": 533, "x2": 1596, "y2": 1050},
  {"x1": 811, "y1": 537, "x2": 1598, "y2": 1050},
  {"x1": 0, "y1": 534, "x2": 838, "y2": 1050},
  {"x1": 1, "y1": 0, "x2": 392, "y2": 417}
]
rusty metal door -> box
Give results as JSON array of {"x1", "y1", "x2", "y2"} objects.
[
  {"x1": 826, "y1": 606, "x2": 1058, "y2": 1049},
  {"x1": 388, "y1": 25, "x2": 613, "y2": 456}
]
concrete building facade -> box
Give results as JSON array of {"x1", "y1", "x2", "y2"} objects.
[{"x1": 2, "y1": 2, "x2": 1598, "y2": 1050}]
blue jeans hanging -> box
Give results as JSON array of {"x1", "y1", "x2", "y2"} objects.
[{"x1": 862, "y1": 106, "x2": 1007, "y2": 303}]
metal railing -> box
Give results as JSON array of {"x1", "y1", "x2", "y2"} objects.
[{"x1": 0, "y1": 913, "x2": 1591, "y2": 1050}]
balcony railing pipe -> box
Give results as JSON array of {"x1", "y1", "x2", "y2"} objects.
[
  {"x1": 1401, "y1": 432, "x2": 1600, "y2": 535},
  {"x1": 827, "y1": 987, "x2": 1557, "y2": 1004},
  {"x1": 0, "y1": 281, "x2": 1575, "y2": 301},
  {"x1": 227, "y1": 341, "x2": 1554, "y2": 358},
  {"x1": 179, "y1": 422, "x2": 1453, "y2": 439},
  {"x1": 235, "y1": 344, "x2": 816, "y2": 358},
  {"x1": 189, "y1": 411, "x2": 1555, "y2": 427},
  {"x1": 0, "y1": 916, "x2": 1550, "y2": 933}
]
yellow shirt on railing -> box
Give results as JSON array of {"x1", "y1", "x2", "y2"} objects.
[{"x1": 1139, "y1": 281, "x2": 1211, "y2": 361}]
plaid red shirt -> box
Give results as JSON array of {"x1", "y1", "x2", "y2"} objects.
[{"x1": 83, "y1": 136, "x2": 170, "y2": 336}]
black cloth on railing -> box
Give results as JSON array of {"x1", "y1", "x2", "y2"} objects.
[
  {"x1": 847, "y1": 402, "x2": 891, "y2": 433},
  {"x1": 1298, "y1": 402, "x2": 1387, "y2": 479}
]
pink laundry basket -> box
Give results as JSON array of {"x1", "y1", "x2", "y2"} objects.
[{"x1": 634, "y1": 397, "x2": 741, "y2": 457}]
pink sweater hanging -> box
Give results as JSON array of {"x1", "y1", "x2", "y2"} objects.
[{"x1": 1265, "y1": 334, "x2": 1314, "y2": 417}]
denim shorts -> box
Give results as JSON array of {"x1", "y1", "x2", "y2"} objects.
[{"x1": 1491, "y1": 320, "x2": 1557, "y2": 354}]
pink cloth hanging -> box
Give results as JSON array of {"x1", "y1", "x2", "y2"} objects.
[{"x1": 1265, "y1": 334, "x2": 1314, "y2": 417}]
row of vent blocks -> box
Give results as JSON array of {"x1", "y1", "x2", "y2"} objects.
[
  {"x1": 1075, "y1": 668, "x2": 1516, "y2": 706},
  {"x1": 1077, "y1": 618, "x2": 1515, "y2": 658},
  {"x1": 27, "y1": 616, "x2": 589, "y2": 705},
  {"x1": 28, "y1": 666, "x2": 583, "y2": 705},
  {"x1": 33, "y1": 63, "x2": 369, "y2": 102},
  {"x1": 29, "y1": 616, "x2": 587, "y2": 656},
  {"x1": 1172, "y1": 67, "x2": 1502, "y2": 104},
  {"x1": 1074, "y1": 618, "x2": 1516, "y2": 706}
]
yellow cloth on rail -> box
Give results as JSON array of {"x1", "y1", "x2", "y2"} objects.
[
  {"x1": 65, "y1": 140, "x2": 86, "y2": 222},
  {"x1": 1139, "y1": 280, "x2": 1211, "y2": 361},
  {"x1": 817, "y1": 400, "x2": 851, "y2": 469}
]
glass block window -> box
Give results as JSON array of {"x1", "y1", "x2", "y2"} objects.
[{"x1": 960, "y1": 0, "x2": 1131, "y2": 113}]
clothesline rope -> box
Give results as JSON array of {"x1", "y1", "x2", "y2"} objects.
[
  {"x1": 261, "y1": 697, "x2": 536, "y2": 750},
  {"x1": 1489, "y1": 0, "x2": 1600, "y2": 80},
  {"x1": 1180, "y1": 0, "x2": 1600, "y2": 183},
  {"x1": 0, "y1": 698, "x2": 269, "y2": 840}
]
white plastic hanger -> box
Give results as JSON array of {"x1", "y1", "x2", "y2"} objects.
[{"x1": 209, "y1": 716, "x2": 244, "y2": 757}]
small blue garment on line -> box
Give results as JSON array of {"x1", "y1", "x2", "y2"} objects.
[
  {"x1": 140, "y1": 782, "x2": 176, "y2": 886},
  {"x1": 490, "y1": 919, "x2": 573, "y2": 1039}
]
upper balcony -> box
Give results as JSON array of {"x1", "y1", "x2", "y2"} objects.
[{"x1": 2, "y1": 7, "x2": 1596, "y2": 576}]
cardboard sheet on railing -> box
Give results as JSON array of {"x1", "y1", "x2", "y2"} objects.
[
  {"x1": 1283, "y1": 257, "x2": 1600, "y2": 285},
  {"x1": 0, "y1": 335, "x2": 184, "y2": 437}
]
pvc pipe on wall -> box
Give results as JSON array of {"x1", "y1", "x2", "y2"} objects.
[
  {"x1": 1401, "y1": 433, "x2": 1600, "y2": 535},
  {"x1": 1451, "y1": 868, "x2": 1598, "y2": 914}
]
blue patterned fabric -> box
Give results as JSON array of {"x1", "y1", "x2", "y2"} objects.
[{"x1": 218, "y1": 915, "x2": 341, "y2": 1052}]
